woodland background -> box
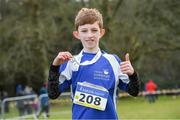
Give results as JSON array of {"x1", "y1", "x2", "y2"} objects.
[{"x1": 0, "y1": 0, "x2": 180, "y2": 95}]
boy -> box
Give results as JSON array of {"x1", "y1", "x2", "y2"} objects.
[{"x1": 48, "y1": 8, "x2": 139, "y2": 119}]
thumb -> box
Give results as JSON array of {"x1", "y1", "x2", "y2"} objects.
[{"x1": 125, "y1": 53, "x2": 130, "y2": 61}]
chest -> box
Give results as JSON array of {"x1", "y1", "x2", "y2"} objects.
[{"x1": 72, "y1": 57, "x2": 116, "y2": 91}]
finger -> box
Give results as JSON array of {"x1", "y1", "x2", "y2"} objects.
[
  {"x1": 63, "y1": 53, "x2": 70, "y2": 60},
  {"x1": 59, "y1": 52, "x2": 68, "y2": 59},
  {"x1": 120, "y1": 61, "x2": 129, "y2": 66},
  {"x1": 120, "y1": 67, "x2": 130, "y2": 72},
  {"x1": 121, "y1": 70, "x2": 130, "y2": 74},
  {"x1": 58, "y1": 55, "x2": 66, "y2": 60},
  {"x1": 120, "y1": 61, "x2": 131, "y2": 68},
  {"x1": 125, "y1": 53, "x2": 130, "y2": 61},
  {"x1": 61, "y1": 52, "x2": 71, "y2": 60},
  {"x1": 120, "y1": 64, "x2": 130, "y2": 69},
  {"x1": 66, "y1": 52, "x2": 73, "y2": 59}
]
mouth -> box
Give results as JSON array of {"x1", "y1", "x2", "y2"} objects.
[{"x1": 85, "y1": 39, "x2": 94, "y2": 42}]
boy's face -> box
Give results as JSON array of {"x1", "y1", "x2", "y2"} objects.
[{"x1": 73, "y1": 21, "x2": 105, "y2": 52}]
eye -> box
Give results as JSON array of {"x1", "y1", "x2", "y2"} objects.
[
  {"x1": 81, "y1": 30, "x2": 87, "y2": 33},
  {"x1": 91, "y1": 29, "x2": 98, "y2": 33}
]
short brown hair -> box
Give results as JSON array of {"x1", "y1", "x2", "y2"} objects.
[{"x1": 75, "y1": 8, "x2": 103, "y2": 30}]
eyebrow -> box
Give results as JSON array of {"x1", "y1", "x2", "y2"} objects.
[{"x1": 80, "y1": 27, "x2": 98, "y2": 30}]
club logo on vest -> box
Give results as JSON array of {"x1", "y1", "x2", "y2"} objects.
[
  {"x1": 103, "y1": 69, "x2": 109, "y2": 75},
  {"x1": 93, "y1": 70, "x2": 110, "y2": 81}
]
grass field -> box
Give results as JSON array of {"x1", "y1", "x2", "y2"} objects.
[
  {"x1": 3, "y1": 95, "x2": 180, "y2": 119},
  {"x1": 48, "y1": 95, "x2": 180, "y2": 120}
]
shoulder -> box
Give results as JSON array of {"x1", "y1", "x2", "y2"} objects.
[{"x1": 102, "y1": 51, "x2": 122, "y2": 64}]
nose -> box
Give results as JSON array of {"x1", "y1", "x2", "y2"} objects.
[{"x1": 87, "y1": 31, "x2": 93, "y2": 38}]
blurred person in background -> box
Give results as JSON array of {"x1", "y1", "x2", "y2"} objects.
[
  {"x1": 15, "y1": 84, "x2": 26, "y2": 116},
  {"x1": 36, "y1": 82, "x2": 49, "y2": 118},
  {"x1": 145, "y1": 79, "x2": 157, "y2": 103},
  {"x1": 0, "y1": 88, "x2": 9, "y2": 113},
  {"x1": 24, "y1": 85, "x2": 36, "y2": 115}
]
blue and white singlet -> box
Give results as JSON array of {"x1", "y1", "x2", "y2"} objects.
[{"x1": 58, "y1": 50, "x2": 129, "y2": 119}]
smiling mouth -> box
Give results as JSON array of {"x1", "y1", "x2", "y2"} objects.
[
  {"x1": 86, "y1": 39, "x2": 94, "y2": 42},
  {"x1": 86, "y1": 40, "x2": 94, "y2": 44}
]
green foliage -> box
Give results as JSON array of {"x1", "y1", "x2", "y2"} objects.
[{"x1": 0, "y1": 0, "x2": 180, "y2": 94}]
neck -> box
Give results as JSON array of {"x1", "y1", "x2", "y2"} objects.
[{"x1": 83, "y1": 48, "x2": 100, "y2": 54}]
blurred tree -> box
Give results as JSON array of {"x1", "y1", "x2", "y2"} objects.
[{"x1": 0, "y1": 0, "x2": 180, "y2": 95}]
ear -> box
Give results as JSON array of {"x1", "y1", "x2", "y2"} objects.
[
  {"x1": 100, "y1": 29, "x2": 105, "y2": 38},
  {"x1": 73, "y1": 31, "x2": 80, "y2": 39}
]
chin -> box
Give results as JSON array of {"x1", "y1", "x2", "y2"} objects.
[
  {"x1": 85, "y1": 45, "x2": 95, "y2": 48},
  {"x1": 87, "y1": 46, "x2": 96, "y2": 49}
]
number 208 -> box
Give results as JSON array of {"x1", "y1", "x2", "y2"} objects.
[{"x1": 79, "y1": 93, "x2": 101, "y2": 106}]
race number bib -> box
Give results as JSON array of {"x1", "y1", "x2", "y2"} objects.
[{"x1": 73, "y1": 82, "x2": 109, "y2": 111}]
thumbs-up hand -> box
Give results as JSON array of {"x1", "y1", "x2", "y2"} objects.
[{"x1": 120, "y1": 53, "x2": 134, "y2": 76}]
